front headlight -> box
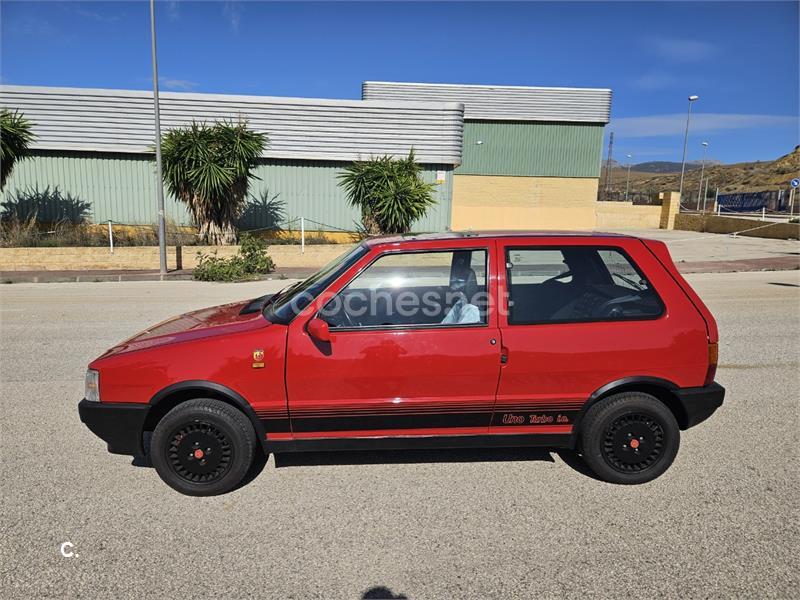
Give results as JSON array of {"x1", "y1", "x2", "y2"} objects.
[{"x1": 85, "y1": 369, "x2": 100, "y2": 402}]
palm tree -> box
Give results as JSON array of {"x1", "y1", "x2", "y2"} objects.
[
  {"x1": 160, "y1": 120, "x2": 267, "y2": 245},
  {"x1": 1, "y1": 109, "x2": 35, "y2": 191},
  {"x1": 338, "y1": 149, "x2": 437, "y2": 235}
]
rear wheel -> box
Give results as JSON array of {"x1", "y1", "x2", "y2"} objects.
[
  {"x1": 151, "y1": 399, "x2": 257, "y2": 496},
  {"x1": 580, "y1": 392, "x2": 680, "y2": 484}
]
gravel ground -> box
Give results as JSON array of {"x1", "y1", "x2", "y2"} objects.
[{"x1": 1, "y1": 271, "x2": 798, "y2": 599}]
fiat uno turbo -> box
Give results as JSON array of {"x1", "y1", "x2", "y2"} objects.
[{"x1": 79, "y1": 232, "x2": 724, "y2": 496}]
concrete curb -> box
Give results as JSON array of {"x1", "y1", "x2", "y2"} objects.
[{"x1": 0, "y1": 267, "x2": 316, "y2": 284}]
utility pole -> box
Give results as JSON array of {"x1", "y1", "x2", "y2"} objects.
[
  {"x1": 625, "y1": 154, "x2": 632, "y2": 202},
  {"x1": 603, "y1": 131, "x2": 614, "y2": 199},
  {"x1": 150, "y1": 0, "x2": 167, "y2": 275},
  {"x1": 697, "y1": 141, "x2": 709, "y2": 210},
  {"x1": 678, "y1": 95, "x2": 699, "y2": 204}
]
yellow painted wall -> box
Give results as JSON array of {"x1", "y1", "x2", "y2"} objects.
[
  {"x1": 595, "y1": 193, "x2": 679, "y2": 230},
  {"x1": 0, "y1": 244, "x2": 354, "y2": 272},
  {"x1": 452, "y1": 176, "x2": 680, "y2": 231},
  {"x1": 451, "y1": 175, "x2": 600, "y2": 230}
]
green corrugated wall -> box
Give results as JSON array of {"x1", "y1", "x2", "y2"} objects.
[
  {"x1": 1, "y1": 152, "x2": 453, "y2": 232},
  {"x1": 457, "y1": 121, "x2": 605, "y2": 178}
]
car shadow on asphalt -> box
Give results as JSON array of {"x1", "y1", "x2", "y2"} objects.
[
  {"x1": 131, "y1": 433, "x2": 602, "y2": 481},
  {"x1": 362, "y1": 586, "x2": 408, "y2": 599},
  {"x1": 273, "y1": 446, "x2": 556, "y2": 467},
  {"x1": 273, "y1": 448, "x2": 603, "y2": 481}
]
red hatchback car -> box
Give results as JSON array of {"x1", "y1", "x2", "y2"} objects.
[{"x1": 79, "y1": 232, "x2": 724, "y2": 495}]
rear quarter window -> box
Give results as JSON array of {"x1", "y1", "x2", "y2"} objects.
[{"x1": 506, "y1": 246, "x2": 664, "y2": 325}]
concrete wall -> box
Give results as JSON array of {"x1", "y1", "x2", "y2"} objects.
[
  {"x1": 451, "y1": 175, "x2": 599, "y2": 230},
  {"x1": 675, "y1": 213, "x2": 800, "y2": 240},
  {"x1": 0, "y1": 244, "x2": 355, "y2": 272}
]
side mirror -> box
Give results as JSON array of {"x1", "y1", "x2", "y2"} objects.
[{"x1": 307, "y1": 317, "x2": 331, "y2": 342}]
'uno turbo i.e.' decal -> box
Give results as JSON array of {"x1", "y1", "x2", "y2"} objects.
[
  {"x1": 497, "y1": 411, "x2": 573, "y2": 425},
  {"x1": 490, "y1": 400, "x2": 584, "y2": 428}
]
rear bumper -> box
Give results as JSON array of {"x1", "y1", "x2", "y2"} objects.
[
  {"x1": 675, "y1": 382, "x2": 725, "y2": 429},
  {"x1": 78, "y1": 399, "x2": 150, "y2": 456}
]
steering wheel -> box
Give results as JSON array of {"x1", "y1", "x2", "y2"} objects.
[
  {"x1": 594, "y1": 295, "x2": 640, "y2": 319},
  {"x1": 542, "y1": 271, "x2": 572, "y2": 285}
]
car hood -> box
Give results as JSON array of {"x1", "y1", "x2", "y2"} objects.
[{"x1": 98, "y1": 298, "x2": 272, "y2": 358}]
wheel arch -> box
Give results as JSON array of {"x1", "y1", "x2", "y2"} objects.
[
  {"x1": 145, "y1": 381, "x2": 268, "y2": 451},
  {"x1": 570, "y1": 376, "x2": 688, "y2": 446}
]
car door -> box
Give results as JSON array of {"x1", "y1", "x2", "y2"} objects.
[
  {"x1": 285, "y1": 241, "x2": 502, "y2": 439},
  {"x1": 491, "y1": 237, "x2": 702, "y2": 437}
]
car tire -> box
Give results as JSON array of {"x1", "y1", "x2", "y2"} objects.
[
  {"x1": 579, "y1": 392, "x2": 680, "y2": 484},
  {"x1": 151, "y1": 399, "x2": 257, "y2": 496}
]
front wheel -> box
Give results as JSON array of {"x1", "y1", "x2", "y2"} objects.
[
  {"x1": 580, "y1": 392, "x2": 680, "y2": 484},
  {"x1": 151, "y1": 399, "x2": 257, "y2": 496}
]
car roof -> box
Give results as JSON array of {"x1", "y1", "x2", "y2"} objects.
[{"x1": 363, "y1": 230, "x2": 635, "y2": 247}]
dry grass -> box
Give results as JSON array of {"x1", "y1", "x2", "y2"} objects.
[{"x1": 0, "y1": 216, "x2": 198, "y2": 248}]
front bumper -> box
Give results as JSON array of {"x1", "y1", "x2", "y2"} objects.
[
  {"x1": 78, "y1": 399, "x2": 150, "y2": 456},
  {"x1": 674, "y1": 382, "x2": 725, "y2": 429}
]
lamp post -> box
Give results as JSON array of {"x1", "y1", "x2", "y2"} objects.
[
  {"x1": 697, "y1": 141, "x2": 709, "y2": 210},
  {"x1": 625, "y1": 154, "x2": 633, "y2": 201},
  {"x1": 678, "y1": 95, "x2": 699, "y2": 204},
  {"x1": 150, "y1": 0, "x2": 167, "y2": 275}
]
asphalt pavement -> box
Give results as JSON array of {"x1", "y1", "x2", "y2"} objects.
[{"x1": 1, "y1": 271, "x2": 798, "y2": 598}]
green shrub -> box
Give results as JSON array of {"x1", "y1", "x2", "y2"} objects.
[
  {"x1": 337, "y1": 149, "x2": 437, "y2": 235},
  {"x1": 193, "y1": 233, "x2": 275, "y2": 281},
  {"x1": 1, "y1": 108, "x2": 35, "y2": 190}
]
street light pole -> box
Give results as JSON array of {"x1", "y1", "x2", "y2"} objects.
[
  {"x1": 625, "y1": 154, "x2": 632, "y2": 201},
  {"x1": 678, "y1": 95, "x2": 699, "y2": 205},
  {"x1": 150, "y1": 0, "x2": 167, "y2": 275},
  {"x1": 697, "y1": 141, "x2": 709, "y2": 210}
]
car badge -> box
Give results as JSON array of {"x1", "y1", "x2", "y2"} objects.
[{"x1": 252, "y1": 349, "x2": 265, "y2": 368}]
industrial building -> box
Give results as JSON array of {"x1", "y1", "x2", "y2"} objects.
[
  {"x1": 0, "y1": 82, "x2": 612, "y2": 232},
  {"x1": 363, "y1": 82, "x2": 611, "y2": 230}
]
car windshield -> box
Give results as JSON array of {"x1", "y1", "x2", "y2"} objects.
[{"x1": 264, "y1": 243, "x2": 369, "y2": 324}]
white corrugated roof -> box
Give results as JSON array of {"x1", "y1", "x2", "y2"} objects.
[
  {"x1": 363, "y1": 81, "x2": 612, "y2": 123},
  {"x1": 0, "y1": 85, "x2": 465, "y2": 164}
]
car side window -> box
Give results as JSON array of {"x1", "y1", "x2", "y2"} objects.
[
  {"x1": 506, "y1": 246, "x2": 663, "y2": 324},
  {"x1": 320, "y1": 249, "x2": 489, "y2": 329}
]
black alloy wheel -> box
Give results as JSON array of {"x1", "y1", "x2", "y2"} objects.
[
  {"x1": 579, "y1": 391, "x2": 680, "y2": 484},
  {"x1": 152, "y1": 399, "x2": 257, "y2": 496}
]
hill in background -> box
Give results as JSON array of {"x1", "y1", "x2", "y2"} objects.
[
  {"x1": 602, "y1": 159, "x2": 723, "y2": 173},
  {"x1": 605, "y1": 147, "x2": 800, "y2": 196}
]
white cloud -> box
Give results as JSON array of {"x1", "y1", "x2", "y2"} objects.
[
  {"x1": 610, "y1": 113, "x2": 799, "y2": 138},
  {"x1": 160, "y1": 78, "x2": 198, "y2": 91},
  {"x1": 167, "y1": 1, "x2": 180, "y2": 21},
  {"x1": 72, "y1": 7, "x2": 123, "y2": 23},
  {"x1": 648, "y1": 36, "x2": 718, "y2": 62},
  {"x1": 223, "y1": 2, "x2": 241, "y2": 33},
  {"x1": 631, "y1": 72, "x2": 680, "y2": 91}
]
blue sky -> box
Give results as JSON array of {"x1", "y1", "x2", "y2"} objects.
[{"x1": 1, "y1": 1, "x2": 798, "y2": 165}]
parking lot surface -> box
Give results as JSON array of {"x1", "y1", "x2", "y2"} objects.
[{"x1": 2, "y1": 271, "x2": 798, "y2": 598}]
